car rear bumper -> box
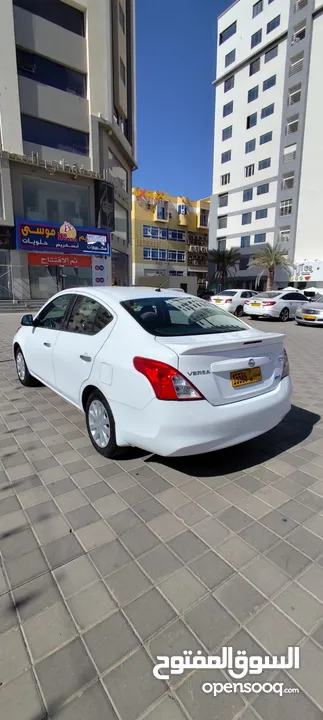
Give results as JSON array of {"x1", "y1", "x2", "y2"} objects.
[
  {"x1": 246, "y1": 305, "x2": 280, "y2": 318},
  {"x1": 112, "y1": 376, "x2": 292, "y2": 457}
]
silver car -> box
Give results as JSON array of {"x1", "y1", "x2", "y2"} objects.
[
  {"x1": 245, "y1": 288, "x2": 308, "y2": 322},
  {"x1": 295, "y1": 296, "x2": 323, "y2": 326}
]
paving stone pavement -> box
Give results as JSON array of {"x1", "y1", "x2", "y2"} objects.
[{"x1": 1, "y1": 313, "x2": 323, "y2": 719}]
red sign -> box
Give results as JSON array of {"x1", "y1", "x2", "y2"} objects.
[{"x1": 28, "y1": 253, "x2": 91, "y2": 268}]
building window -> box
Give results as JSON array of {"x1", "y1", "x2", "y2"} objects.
[
  {"x1": 156, "y1": 204, "x2": 167, "y2": 221},
  {"x1": 224, "y1": 76, "x2": 235, "y2": 93},
  {"x1": 219, "y1": 193, "x2": 228, "y2": 207},
  {"x1": 248, "y1": 86, "x2": 259, "y2": 103},
  {"x1": 239, "y1": 256, "x2": 250, "y2": 271},
  {"x1": 219, "y1": 21, "x2": 237, "y2": 45},
  {"x1": 225, "y1": 49, "x2": 236, "y2": 67},
  {"x1": 168, "y1": 229, "x2": 186, "y2": 241},
  {"x1": 221, "y1": 173, "x2": 230, "y2": 185},
  {"x1": 250, "y1": 58, "x2": 260, "y2": 75},
  {"x1": 245, "y1": 139, "x2": 256, "y2": 153},
  {"x1": 119, "y1": 2, "x2": 125, "y2": 32},
  {"x1": 21, "y1": 114, "x2": 89, "y2": 155},
  {"x1": 108, "y1": 149, "x2": 128, "y2": 191},
  {"x1": 256, "y1": 208, "x2": 268, "y2": 219},
  {"x1": 261, "y1": 103, "x2": 274, "y2": 119},
  {"x1": 242, "y1": 212, "x2": 252, "y2": 225},
  {"x1": 22, "y1": 175, "x2": 90, "y2": 225},
  {"x1": 143, "y1": 247, "x2": 167, "y2": 261},
  {"x1": 241, "y1": 236, "x2": 250, "y2": 248},
  {"x1": 267, "y1": 15, "x2": 280, "y2": 33},
  {"x1": 280, "y1": 199, "x2": 293, "y2": 215},
  {"x1": 260, "y1": 131, "x2": 272, "y2": 144},
  {"x1": 13, "y1": 0, "x2": 85, "y2": 36},
  {"x1": 286, "y1": 115, "x2": 299, "y2": 135},
  {"x1": 257, "y1": 183, "x2": 269, "y2": 195},
  {"x1": 282, "y1": 173, "x2": 295, "y2": 190},
  {"x1": 245, "y1": 164, "x2": 255, "y2": 177},
  {"x1": 16, "y1": 49, "x2": 86, "y2": 98},
  {"x1": 265, "y1": 45, "x2": 278, "y2": 62},
  {"x1": 221, "y1": 150, "x2": 232, "y2": 163},
  {"x1": 218, "y1": 215, "x2": 228, "y2": 229},
  {"x1": 263, "y1": 74, "x2": 276, "y2": 91},
  {"x1": 255, "y1": 233, "x2": 266, "y2": 243},
  {"x1": 120, "y1": 58, "x2": 126, "y2": 85},
  {"x1": 168, "y1": 250, "x2": 186, "y2": 262},
  {"x1": 253, "y1": 0, "x2": 263, "y2": 18},
  {"x1": 288, "y1": 84, "x2": 301, "y2": 106},
  {"x1": 243, "y1": 188, "x2": 253, "y2": 202},
  {"x1": 199, "y1": 209, "x2": 209, "y2": 227},
  {"x1": 258, "y1": 157, "x2": 271, "y2": 170},
  {"x1": 143, "y1": 225, "x2": 168, "y2": 239},
  {"x1": 292, "y1": 24, "x2": 306, "y2": 43},
  {"x1": 218, "y1": 238, "x2": 226, "y2": 250},
  {"x1": 247, "y1": 113, "x2": 257, "y2": 129},
  {"x1": 283, "y1": 143, "x2": 297, "y2": 163},
  {"x1": 177, "y1": 204, "x2": 188, "y2": 215},
  {"x1": 279, "y1": 227, "x2": 290, "y2": 243},
  {"x1": 251, "y1": 29, "x2": 262, "y2": 48},
  {"x1": 223, "y1": 101, "x2": 233, "y2": 117},
  {"x1": 222, "y1": 126, "x2": 232, "y2": 141}
]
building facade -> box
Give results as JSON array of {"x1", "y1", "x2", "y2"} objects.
[
  {"x1": 209, "y1": 0, "x2": 323, "y2": 290},
  {"x1": 0, "y1": 0, "x2": 136, "y2": 301},
  {"x1": 132, "y1": 188, "x2": 209, "y2": 292}
]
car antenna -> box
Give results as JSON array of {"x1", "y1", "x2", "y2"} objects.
[{"x1": 155, "y1": 279, "x2": 167, "y2": 292}]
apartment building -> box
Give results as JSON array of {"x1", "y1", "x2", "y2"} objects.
[
  {"x1": 0, "y1": 0, "x2": 136, "y2": 301},
  {"x1": 132, "y1": 188, "x2": 209, "y2": 291},
  {"x1": 209, "y1": 0, "x2": 323, "y2": 289}
]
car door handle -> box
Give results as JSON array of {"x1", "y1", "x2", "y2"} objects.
[
  {"x1": 80, "y1": 354, "x2": 92, "y2": 362},
  {"x1": 44, "y1": 342, "x2": 51, "y2": 347}
]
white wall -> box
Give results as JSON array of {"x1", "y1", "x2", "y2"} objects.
[
  {"x1": 0, "y1": 0, "x2": 23, "y2": 154},
  {"x1": 294, "y1": 12, "x2": 323, "y2": 262}
]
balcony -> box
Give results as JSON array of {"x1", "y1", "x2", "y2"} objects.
[
  {"x1": 291, "y1": 26, "x2": 306, "y2": 45},
  {"x1": 283, "y1": 150, "x2": 296, "y2": 163},
  {"x1": 289, "y1": 53, "x2": 304, "y2": 76},
  {"x1": 294, "y1": 0, "x2": 308, "y2": 11},
  {"x1": 285, "y1": 119, "x2": 299, "y2": 135},
  {"x1": 281, "y1": 174, "x2": 295, "y2": 190},
  {"x1": 288, "y1": 90, "x2": 301, "y2": 107}
]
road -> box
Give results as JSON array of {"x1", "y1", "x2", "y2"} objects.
[{"x1": 1, "y1": 313, "x2": 323, "y2": 720}]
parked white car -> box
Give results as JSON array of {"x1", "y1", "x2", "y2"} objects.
[
  {"x1": 210, "y1": 289, "x2": 259, "y2": 316},
  {"x1": 245, "y1": 288, "x2": 308, "y2": 322},
  {"x1": 13, "y1": 287, "x2": 292, "y2": 458}
]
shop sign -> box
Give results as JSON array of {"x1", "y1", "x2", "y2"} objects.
[
  {"x1": 290, "y1": 259, "x2": 323, "y2": 283},
  {"x1": 133, "y1": 188, "x2": 164, "y2": 202},
  {"x1": 91, "y1": 255, "x2": 108, "y2": 285},
  {"x1": 0, "y1": 226, "x2": 15, "y2": 250},
  {"x1": 16, "y1": 220, "x2": 110, "y2": 256},
  {"x1": 28, "y1": 253, "x2": 91, "y2": 268}
]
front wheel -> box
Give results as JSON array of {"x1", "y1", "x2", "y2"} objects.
[
  {"x1": 280, "y1": 307, "x2": 289, "y2": 322},
  {"x1": 85, "y1": 390, "x2": 123, "y2": 459},
  {"x1": 15, "y1": 347, "x2": 38, "y2": 387},
  {"x1": 235, "y1": 305, "x2": 244, "y2": 317}
]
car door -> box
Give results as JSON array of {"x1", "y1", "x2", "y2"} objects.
[
  {"x1": 292, "y1": 292, "x2": 308, "y2": 315},
  {"x1": 279, "y1": 292, "x2": 296, "y2": 316},
  {"x1": 52, "y1": 294, "x2": 115, "y2": 405},
  {"x1": 24, "y1": 294, "x2": 73, "y2": 386}
]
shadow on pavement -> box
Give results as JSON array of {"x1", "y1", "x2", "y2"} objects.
[{"x1": 150, "y1": 405, "x2": 321, "y2": 478}]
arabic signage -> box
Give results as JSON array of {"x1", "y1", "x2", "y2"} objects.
[
  {"x1": 16, "y1": 220, "x2": 110, "y2": 256},
  {"x1": 133, "y1": 188, "x2": 164, "y2": 202},
  {"x1": 28, "y1": 253, "x2": 91, "y2": 268},
  {"x1": 91, "y1": 256, "x2": 108, "y2": 285},
  {"x1": 0, "y1": 226, "x2": 15, "y2": 250},
  {"x1": 290, "y1": 259, "x2": 323, "y2": 283}
]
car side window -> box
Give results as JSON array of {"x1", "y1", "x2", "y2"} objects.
[
  {"x1": 36, "y1": 295, "x2": 72, "y2": 330},
  {"x1": 281, "y1": 293, "x2": 294, "y2": 300},
  {"x1": 293, "y1": 293, "x2": 306, "y2": 301},
  {"x1": 241, "y1": 291, "x2": 250, "y2": 298},
  {"x1": 66, "y1": 296, "x2": 113, "y2": 335}
]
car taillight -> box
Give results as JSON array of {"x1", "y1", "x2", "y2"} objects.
[
  {"x1": 225, "y1": 299, "x2": 232, "y2": 303},
  {"x1": 281, "y1": 348, "x2": 290, "y2": 379},
  {"x1": 133, "y1": 357, "x2": 204, "y2": 401},
  {"x1": 262, "y1": 301, "x2": 276, "y2": 306},
  {"x1": 244, "y1": 300, "x2": 250, "y2": 305}
]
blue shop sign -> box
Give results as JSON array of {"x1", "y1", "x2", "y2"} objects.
[{"x1": 16, "y1": 219, "x2": 110, "y2": 256}]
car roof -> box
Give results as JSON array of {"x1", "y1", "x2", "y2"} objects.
[
  {"x1": 57, "y1": 286, "x2": 189, "y2": 302},
  {"x1": 213, "y1": 289, "x2": 253, "y2": 293}
]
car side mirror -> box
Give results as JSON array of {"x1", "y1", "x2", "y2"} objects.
[{"x1": 21, "y1": 314, "x2": 34, "y2": 326}]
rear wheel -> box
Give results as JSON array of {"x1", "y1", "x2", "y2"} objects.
[
  {"x1": 15, "y1": 347, "x2": 38, "y2": 387},
  {"x1": 85, "y1": 390, "x2": 123, "y2": 459},
  {"x1": 235, "y1": 305, "x2": 244, "y2": 317},
  {"x1": 280, "y1": 307, "x2": 289, "y2": 322}
]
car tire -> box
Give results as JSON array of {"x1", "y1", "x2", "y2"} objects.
[
  {"x1": 280, "y1": 307, "x2": 289, "y2": 322},
  {"x1": 235, "y1": 305, "x2": 244, "y2": 317},
  {"x1": 85, "y1": 390, "x2": 123, "y2": 459},
  {"x1": 15, "y1": 347, "x2": 38, "y2": 387}
]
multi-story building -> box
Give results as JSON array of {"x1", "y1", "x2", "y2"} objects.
[
  {"x1": 132, "y1": 188, "x2": 209, "y2": 291},
  {"x1": 0, "y1": 0, "x2": 136, "y2": 302},
  {"x1": 209, "y1": 0, "x2": 323, "y2": 290}
]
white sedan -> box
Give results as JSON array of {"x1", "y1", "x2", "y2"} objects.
[
  {"x1": 210, "y1": 289, "x2": 258, "y2": 316},
  {"x1": 13, "y1": 287, "x2": 292, "y2": 458},
  {"x1": 245, "y1": 289, "x2": 308, "y2": 321}
]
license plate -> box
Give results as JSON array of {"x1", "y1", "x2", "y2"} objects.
[
  {"x1": 215, "y1": 299, "x2": 221, "y2": 303},
  {"x1": 303, "y1": 314, "x2": 315, "y2": 321},
  {"x1": 251, "y1": 303, "x2": 260, "y2": 307},
  {"x1": 231, "y1": 367, "x2": 262, "y2": 387}
]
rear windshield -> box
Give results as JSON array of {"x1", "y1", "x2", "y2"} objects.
[
  {"x1": 217, "y1": 290, "x2": 237, "y2": 297},
  {"x1": 256, "y1": 291, "x2": 281, "y2": 298},
  {"x1": 121, "y1": 296, "x2": 247, "y2": 336}
]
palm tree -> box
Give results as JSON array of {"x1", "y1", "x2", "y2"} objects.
[
  {"x1": 208, "y1": 248, "x2": 241, "y2": 290},
  {"x1": 248, "y1": 243, "x2": 292, "y2": 291}
]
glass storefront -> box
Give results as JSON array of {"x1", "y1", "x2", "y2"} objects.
[
  {"x1": 29, "y1": 263, "x2": 92, "y2": 299},
  {"x1": 22, "y1": 176, "x2": 91, "y2": 226},
  {"x1": 0, "y1": 250, "x2": 11, "y2": 300},
  {"x1": 112, "y1": 249, "x2": 129, "y2": 285}
]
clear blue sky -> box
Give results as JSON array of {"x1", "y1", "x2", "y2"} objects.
[{"x1": 134, "y1": 0, "x2": 230, "y2": 200}]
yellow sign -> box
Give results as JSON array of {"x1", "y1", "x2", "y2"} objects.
[{"x1": 133, "y1": 188, "x2": 164, "y2": 201}]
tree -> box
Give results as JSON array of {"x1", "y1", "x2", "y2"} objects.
[
  {"x1": 248, "y1": 243, "x2": 291, "y2": 291},
  {"x1": 208, "y1": 248, "x2": 241, "y2": 289}
]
